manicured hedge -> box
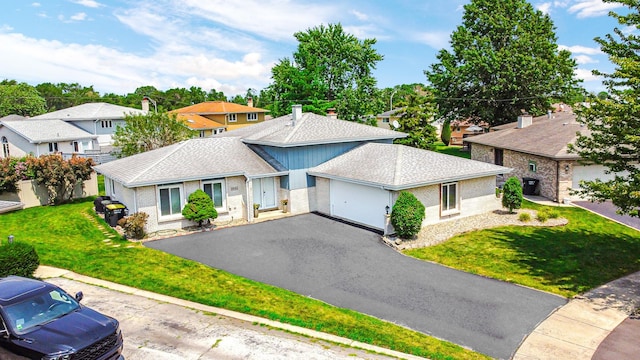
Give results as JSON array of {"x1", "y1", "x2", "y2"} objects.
[{"x1": 0, "y1": 241, "x2": 40, "y2": 278}]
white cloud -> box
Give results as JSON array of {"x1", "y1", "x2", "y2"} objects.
[
  {"x1": 342, "y1": 24, "x2": 388, "y2": 40},
  {"x1": 351, "y1": 10, "x2": 369, "y2": 21},
  {"x1": 575, "y1": 68, "x2": 601, "y2": 82},
  {"x1": 537, "y1": 2, "x2": 552, "y2": 14},
  {"x1": 71, "y1": 0, "x2": 103, "y2": 8},
  {"x1": 574, "y1": 54, "x2": 598, "y2": 64},
  {"x1": 0, "y1": 31, "x2": 273, "y2": 95},
  {"x1": 559, "y1": 44, "x2": 602, "y2": 55},
  {"x1": 31, "y1": 2, "x2": 41, "y2": 7},
  {"x1": 567, "y1": 0, "x2": 622, "y2": 18},
  {"x1": 179, "y1": 0, "x2": 337, "y2": 41},
  {"x1": 413, "y1": 31, "x2": 450, "y2": 50},
  {"x1": 70, "y1": 12, "x2": 88, "y2": 21}
]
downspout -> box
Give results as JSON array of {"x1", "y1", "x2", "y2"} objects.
[
  {"x1": 556, "y1": 161, "x2": 560, "y2": 202},
  {"x1": 246, "y1": 176, "x2": 252, "y2": 222}
]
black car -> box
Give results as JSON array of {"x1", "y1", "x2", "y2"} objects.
[{"x1": 0, "y1": 276, "x2": 124, "y2": 360}]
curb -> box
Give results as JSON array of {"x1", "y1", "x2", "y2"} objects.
[
  {"x1": 35, "y1": 266, "x2": 426, "y2": 360},
  {"x1": 513, "y1": 270, "x2": 640, "y2": 359}
]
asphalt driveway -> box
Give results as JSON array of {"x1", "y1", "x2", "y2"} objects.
[
  {"x1": 573, "y1": 200, "x2": 640, "y2": 230},
  {"x1": 147, "y1": 213, "x2": 566, "y2": 359}
]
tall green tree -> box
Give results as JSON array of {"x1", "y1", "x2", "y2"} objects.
[
  {"x1": 571, "y1": 1, "x2": 640, "y2": 217},
  {"x1": 265, "y1": 23, "x2": 383, "y2": 122},
  {"x1": 113, "y1": 112, "x2": 196, "y2": 157},
  {"x1": 425, "y1": 0, "x2": 581, "y2": 127},
  {"x1": 393, "y1": 94, "x2": 439, "y2": 150},
  {"x1": 0, "y1": 81, "x2": 46, "y2": 117}
]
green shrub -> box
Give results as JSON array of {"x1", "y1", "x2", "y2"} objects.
[
  {"x1": 391, "y1": 191, "x2": 426, "y2": 239},
  {"x1": 502, "y1": 177, "x2": 523, "y2": 213},
  {"x1": 548, "y1": 209, "x2": 560, "y2": 219},
  {"x1": 118, "y1": 212, "x2": 149, "y2": 239},
  {"x1": 536, "y1": 211, "x2": 549, "y2": 223},
  {"x1": 440, "y1": 119, "x2": 452, "y2": 146},
  {"x1": 518, "y1": 212, "x2": 531, "y2": 222},
  {"x1": 0, "y1": 241, "x2": 40, "y2": 277},
  {"x1": 182, "y1": 189, "x2": 218, "y2": 227}
]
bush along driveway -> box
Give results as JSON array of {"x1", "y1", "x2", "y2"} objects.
[{"x1": 147, "y1": 213, "x2": 566, "y2": 359}]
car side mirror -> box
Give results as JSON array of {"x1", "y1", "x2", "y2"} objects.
[{"x1": 75, "y1": 291, "x2": 83, "y2": 302}]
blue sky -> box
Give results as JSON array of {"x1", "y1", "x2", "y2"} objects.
[{"x1": 0, "y1": 0, "x2": 628, "y2": 97}]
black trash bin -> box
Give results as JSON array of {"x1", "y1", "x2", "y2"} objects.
[
  {"x1": 94, "y1": 196, "x2": 111, "y2": 213},
  {"x1": 104, "y1": 203, "x2": 127, "y2": 227},
  {"x1": 522, "y1": 177, "x2": 539, "y2": 195}
]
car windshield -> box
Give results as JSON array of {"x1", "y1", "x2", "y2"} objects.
[{"x1": 3, "y1": 288, "x2": 80, "y2": 334}]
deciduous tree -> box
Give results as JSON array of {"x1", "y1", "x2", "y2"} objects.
[
  {"x1": 571, "y1": 0, "x2": 640, "y2": 217},
  {"x1": 265, "y1": 23, "x2": 383, "y2": 122},
  {"x1": 113, "y1": 112, "x2": 196, "y2": 157},
  {"x1": 425, "y1": 0, "x2": 581, "y2": 127},
  {"x1": 0, "y1": 81, "x2": 46, "y2": 117}
]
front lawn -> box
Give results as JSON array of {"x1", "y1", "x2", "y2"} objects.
[
  {"x1": 433, "y1": 142, "x2": 470, "y2": 159},
  {"x1": 405, "y1": 201, "x2": 640, "y2": 298},
  {"x1": 0, "y1": 199, "x2": 487, "y2": 360}
]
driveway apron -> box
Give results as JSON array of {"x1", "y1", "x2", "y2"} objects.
[{"x1": 147, "y1": 213, "x2": 566, "y2": 359}]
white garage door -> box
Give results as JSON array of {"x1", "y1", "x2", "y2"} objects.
[
  {"x1": 330, "y1": 180, "x2": 390, "y2": 230},
  {"x1": 572, "y1": 165, "x2": 616, "y2": 199}
]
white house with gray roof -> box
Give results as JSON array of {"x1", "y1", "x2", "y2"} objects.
[
  {"x1": 32, "y1": 102, "x2": 146, "y2": 146},
  {"x1": 0, "y1": 117, "x2": 98, "y2": 159},
  {"x1": 95, "y1": 105, "x2": 510, "y2": 233}
]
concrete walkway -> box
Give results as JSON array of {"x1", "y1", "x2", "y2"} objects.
[
  {"x1": 514, "y1": 270, "x2": 640, "y2": 359},
  {"x1": 34, "y1": 266, "x2": 424, "y2": 360}
]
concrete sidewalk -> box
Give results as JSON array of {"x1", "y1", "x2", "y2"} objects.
[
  {"x1": 34, "y1": 266, "x2": 424, "y2": 360},
  {"x1": 514, "y1": 270, "x2": 640, "y2": 359}
]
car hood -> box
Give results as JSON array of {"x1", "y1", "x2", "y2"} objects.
[{"x1": 14, "y1": 306, "x2": 118, "y2": 355}]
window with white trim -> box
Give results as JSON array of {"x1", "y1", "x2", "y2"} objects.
[
  {"x1": 48, "y1": 142, "x2": 59, "y2": 153},
  {"x1": 1, "y1": 136, "x2": 9, "y2": 158},
  {"x1": 202, "y1": 179, "x2": 226, "y2": 210},
  {"x1": 199, "y1": 130, "x2": 206, "y2": 138},
  {"x1": 441, "y1": 182, "x2": 458, "y2": 214},
  {"x1": 228, "y1": 114, "x2": 237, "y2": 122},
  {"x1": 247, "y1": 113, "x2": 258, "y2": 122},
  {"x1": 528, "y1": 161, "x2": 537, "y2": 173},
  {"x1": 158, "y1": 184, "x2": 183, "y2": 217}
]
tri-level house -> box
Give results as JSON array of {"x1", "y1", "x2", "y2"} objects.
[
  {"x1": 95, "y1": 105, "x2": 509, "y2": 233},
  {"x1": 31, "y1": 103, "x2": 147, "y2": 146},
  {"x1": 169, "y1": 99, "x2": 269, "y2": 137}
]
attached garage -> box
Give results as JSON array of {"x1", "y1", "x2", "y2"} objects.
[
  {"x1": 571, "y1": 165, "x2": 615, "y2": 199},
  {"x1": 330, "y1": 180, "x2": 391, "y2": 230}
]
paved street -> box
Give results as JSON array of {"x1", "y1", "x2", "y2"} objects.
[
  {"x1": 42, "y1": 276, "x2": 403, "y2": 360},
  {"x1": 147, "y1": 213, "x2": 567, "y2": 359}
]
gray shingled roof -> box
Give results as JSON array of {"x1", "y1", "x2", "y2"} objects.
[
  {"x1": 93, "y1": 137, "x2": 285, "y2": 187},
  {"x1": 32, "y1": 102, "x2": 146, "y2": 121},
  {"x1": 465, "y1": 111, "x2": 588, "y2": 159},
  {"x1": 218, "y1": 112, "x2": 407, "y2": 146},
  {"x1": 308, "y1": 143, "x2": 511, "y2": 190},
  {"x1": 0, "y1": 119, "x2": 97, "y2": 143}
]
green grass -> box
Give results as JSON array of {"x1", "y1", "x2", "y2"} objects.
[
  {"x1": 405, "y1": 201, "x2": 640, "y2": 298},
  {"x1": 0, "y1": 199, "x2": 487, "y2": 360},
  {"x1": 97, "y1": 174, "x2": 105, "y2": 196},
  {"x1": 433, "y1": 142, "x2": 470, "y2": 159}
]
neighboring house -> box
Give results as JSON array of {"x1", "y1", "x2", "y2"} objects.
[
  {"x1": 376, "y1": 108, "x2": 403, "y2": 129},
  {"x1": 449, "y1": 119, "x2": 488, "y2": 146},
  {"x1": 169, "y1": 100, "x2": 269, "y2": 135},
  {"x1": 0, "y1": 117, "x2": 98, "y2": 158},
  {"x1": 31, "y1": 102, "x2": 147, "y2": 146},
  {"x1": 174, "y1": 113, "x2": 225, "y2": 138},
  {"x1": 464, "y1": 108, "x2": 609, "y2": 203},
  {"x1": 95, "y1": 105, "x2": 510, "y2": 233}
]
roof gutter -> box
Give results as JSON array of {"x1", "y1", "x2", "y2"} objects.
[{"x1": 308, "y1": 168, "x2": 512, "y2": 191}]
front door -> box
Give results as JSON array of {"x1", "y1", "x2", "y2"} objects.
[{"x1": 253, "y1": 178, "x2": 276, "y2": 209}]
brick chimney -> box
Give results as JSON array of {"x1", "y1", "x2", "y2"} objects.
[
  {"x1": 247, "y1": 97, "x2": 253, "y2": 107},
  {"x1": 326, "y1": 108, "x2": 337, "y2": 120},
  {"x1": 141, "y1": 97, "x2": 149, "y2": 112}
]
